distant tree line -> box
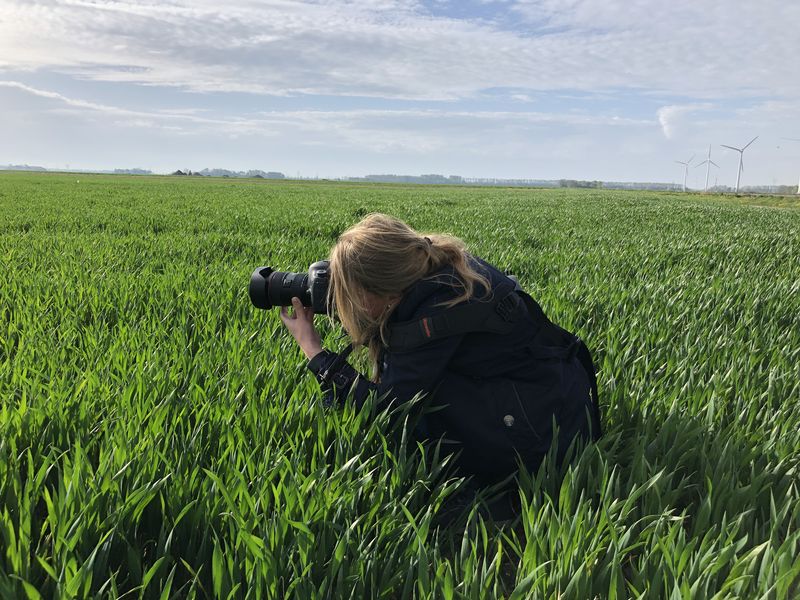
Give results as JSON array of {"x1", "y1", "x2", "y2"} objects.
[
  {"x1": 171, "y1": 168, "x2": 285, "y2": 179},
  {"x1": 559, "y1": 179, "x2": 603, "y2": 189},
  {"x1": 349, "y1": 173, "x2": 463, "y2": 184},
  {"x1": 114, "y1": 168, "x2": 152, "y2": 175},
  {"x1": 0, "y1": 164, "x2": 47, "y2": 171},
  {"x1": 2, "y1": 164, "x2": 796, "y2": 193},
  {"x1": 350, "y1": 174, "x2": 560, "y2": 187},
  {"x1": 349, "y1": 174, "x2": 692, "y2": 191}
]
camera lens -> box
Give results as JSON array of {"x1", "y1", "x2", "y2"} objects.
[
  {"x1": 249, "y1": 267, "x2": 311, "y2": 310},
  {"x1": 268, "y1": 271, "x2": 310, "y2": 308}
]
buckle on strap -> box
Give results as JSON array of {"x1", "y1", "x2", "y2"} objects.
[{"x1": 495, "y1": 292, "x2": 520, "y2": 322}]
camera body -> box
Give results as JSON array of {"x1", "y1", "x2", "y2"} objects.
[{"x1": 249, "y1": 260, "x2": 331, "y2": 314}]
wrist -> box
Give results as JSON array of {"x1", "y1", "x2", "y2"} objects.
[
  {"x1": 302, "y1": 343, "x2": 324, "y2": 361},
  {"x1": 307, "y1": 348, "x2": 334, "y2": 377}
]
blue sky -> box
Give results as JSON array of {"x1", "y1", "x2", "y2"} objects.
[{"x1": 1, "y1": 0, "x2": 798, "y2": 187}]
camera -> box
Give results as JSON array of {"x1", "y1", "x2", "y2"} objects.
[{"x1": 249, "y1": 260, "x2": 331, "y2": 314}]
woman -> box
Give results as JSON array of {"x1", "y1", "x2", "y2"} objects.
[{"x1": 280, "y1": 213, "x2": 599, "y2": 497}]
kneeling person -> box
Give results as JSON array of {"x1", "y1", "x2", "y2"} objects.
[{"x1": 279, "y1": 213, "x2": 601, "y2": 494}]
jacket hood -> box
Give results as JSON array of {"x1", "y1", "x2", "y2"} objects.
[{"x1": 389, "y1": 255, "x2": 505, "y2": 324}]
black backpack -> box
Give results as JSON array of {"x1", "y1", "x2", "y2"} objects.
[{"x1": 385, "y1": 278, "x2": 602, "y2": 442}]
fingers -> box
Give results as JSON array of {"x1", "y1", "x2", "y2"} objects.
[
  {"x1": 280, "y1": 299, "x2": 314, "y2": 332},
  {"x1": 291, "y1": 297, "x2": 314, "y2": 320}
]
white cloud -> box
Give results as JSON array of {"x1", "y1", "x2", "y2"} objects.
[
  {"x1": 0, "y1": 80, "x2": 251, "y2": 132},
  {"x1": 0, "y1": 79, "x2": 649, "y2": 139},
  {"x1": 0, "y1": 0, "x2": 797, "y2": 100},
  {"x1": 656, "y1": 103, "x2": 712, "y2": 140},
  {"x1": 0, "y1": 80, "x2": 127, "y2": 114}
]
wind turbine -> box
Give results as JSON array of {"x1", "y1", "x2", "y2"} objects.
[
  {"x1": 720, "y1": 136, "x2": 758, "y2": 193},
  {"x1": 695, "y1": 145, "x2": 719, "y2": 192},
  {"x1": 781, "y1": 137, "x2": 800, "y2": 194},
  {"x1": 674, "y1": 155, "x2": 694, "y2": 192}
]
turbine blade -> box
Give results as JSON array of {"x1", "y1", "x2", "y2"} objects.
[
  {"x1": 675, "y1": 160, "x2": 687, "y2": 165},
  {"x1": 781, "y1": 137, "x2": 800, "y2": 142},
  {"x1": 688, "y1": 155, "x2": 695, "y2": 164},
  {"x1": 743, "y1": 136, "x2": 758, "y2": 150},
  {"x1": 710, "y1": 161, "x2": 719, "y2": 168},
  {"x1": 695, "y1": 161, "x2": 708, "y2": 167},
  {"x1": 720, "y1": 144, "x2": 740, "y2": 152}
]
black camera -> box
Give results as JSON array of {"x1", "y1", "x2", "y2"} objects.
[{"x1": 249, "y1": 260, "x2": 331, "y2": 314}]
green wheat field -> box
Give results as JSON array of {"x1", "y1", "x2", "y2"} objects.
[{"x1": 1, "y1": 172, "x2": 799, "y2": 599}]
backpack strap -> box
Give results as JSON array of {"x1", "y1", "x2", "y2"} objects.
[
  {"x1": 387, "y1": 290, "x2": 523, "y2": 352},
  {"x1": 515, "y1": 290, "x2": 603, "y2": 440},
  {"x1": 576, "y1": 338, "x2": 603, "y2": 440}
]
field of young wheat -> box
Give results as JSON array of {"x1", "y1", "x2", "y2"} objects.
[{"x1": 1, "y1": 172, "x2": 798, "y2": 598}]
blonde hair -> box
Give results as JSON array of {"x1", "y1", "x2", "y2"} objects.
[{"x1": 327, "y1": 213, "x2": 491, "y2": 381}]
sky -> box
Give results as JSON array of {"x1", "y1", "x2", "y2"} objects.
[{"x1": 1, "y1": 0, "x2": 799, "y2": 186}]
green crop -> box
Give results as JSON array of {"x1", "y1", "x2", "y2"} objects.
[{"x1": 1, "y1": 172, "x2": 799, "y2": 598}]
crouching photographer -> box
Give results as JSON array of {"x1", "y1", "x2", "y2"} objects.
[{"x1": 249, "y1": 213, "x2": 601, "y2": 520}]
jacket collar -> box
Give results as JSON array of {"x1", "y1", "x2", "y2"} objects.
[{"x1": 390, "y1": 255, "x2": 491, "y2": 323}]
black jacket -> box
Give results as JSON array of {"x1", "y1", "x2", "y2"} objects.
[{"x1": 308, "y1": 256, "x2": 594, "y2": 485}]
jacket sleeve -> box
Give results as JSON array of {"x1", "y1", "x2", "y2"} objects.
[
  {"x1": 307, "y1": 349, "x2": 377, "y2": 408},
  {"x1": 306, "y1": 333, "x2": 465, "y2": 412}
]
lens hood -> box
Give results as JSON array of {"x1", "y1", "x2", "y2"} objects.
[{"x1": 249, "y1": 266, "x2": 274, "y2": 309}]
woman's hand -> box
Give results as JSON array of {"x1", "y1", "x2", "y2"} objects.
[{"x1": 279, "y1": 297, "x2": 324, "y2": 360}]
